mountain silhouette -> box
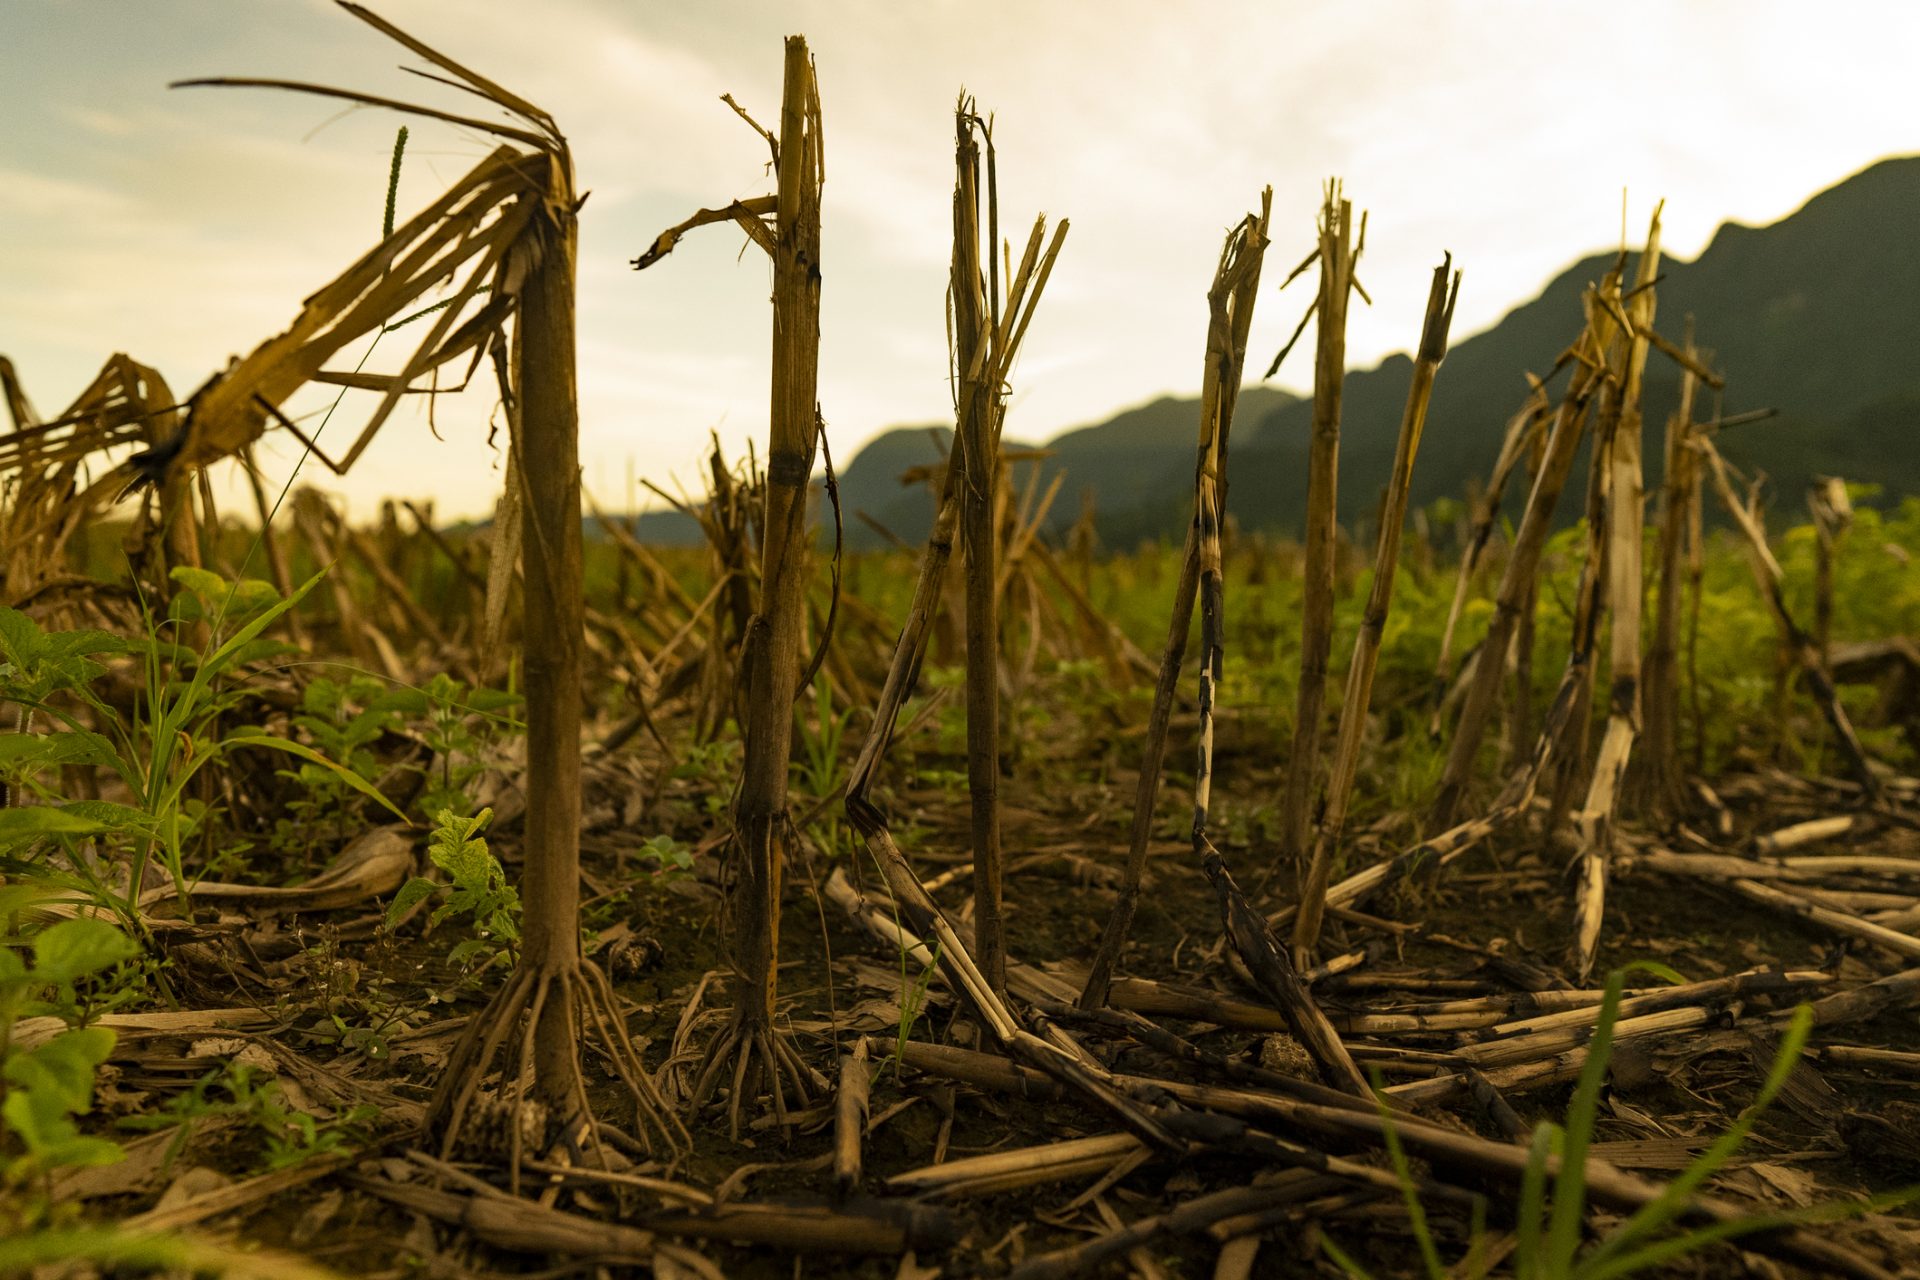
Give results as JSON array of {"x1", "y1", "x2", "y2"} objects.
[
  {"x1": 634, "y1": 155, "x2": 1920, "y2": 549},
  {"x1": 1234, "y1": 153, "x2": 1920, "y2": 542}
]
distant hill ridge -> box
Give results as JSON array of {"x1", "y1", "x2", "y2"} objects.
[{"x1": 624, "y1": 155, "x2": 1920, "y2": 548}]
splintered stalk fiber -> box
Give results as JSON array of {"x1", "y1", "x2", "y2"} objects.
[
  {"x1": 1636, "y1": 323, "x2": 1699, "y2": 816},
  {"x1": 1570, "y1": 209, "x2": 1663, "y2": 978},
  {"x1": 1079, "y1": 196, "x2": 1269, "y2": 1009},
  {"x1": 1278, "y1": 187, "x2": 1356, "y2": 870},
  {"x1": 953, "y1": 108, "x2": 1006, "y2": 998},
  {"x1": 1429, "y1": 340, "x2": 1607, "y2": 832}
]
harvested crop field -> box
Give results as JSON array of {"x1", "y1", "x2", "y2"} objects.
[{"x1": 4, "y1": 6, "x2": 1920, "y2": 1279}]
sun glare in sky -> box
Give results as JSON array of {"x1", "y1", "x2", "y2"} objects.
[{"x1": 4, "y1": 0, "x2": 1917, "y2": 518}]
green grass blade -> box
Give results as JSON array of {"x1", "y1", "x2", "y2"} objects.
[
  {"x1": 1516, "y1": 1119, "x2": 1559, "y2": 1280},
  {"x1": 1579, "y1": 1004, "x2": 1814, "y2": 1274},
  {"x1": 1578, "y1": 1187, "x2": 1918, "y2": 1280},
  {"x1": 1318, "y1": 1232, "x2": 1379, "y2": 1280},
  {"x1": 1368, "y1": 1069, "x2": 1448, "y2": 1280},
  {"x1": 1546, "y1": 969, "x2": 1627, "y2": 1274},
  {"x1": 1627, "y1": 958, "x2": 1687, "y2": 986},
  {"x1": 225, "y1": 733, "x2": 412, "y2": 824},
  {"x1": 190, "y1": 570, "x2": 325, "y2": 693}
]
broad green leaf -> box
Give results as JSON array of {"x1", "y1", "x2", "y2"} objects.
[
  {"x1": 3, "y1": 1086, "x2": 70, "y2": 1151},
  {"x1": 168, "y1": 565, "x2": 229, "y2": 603},
  {"x1": 32, "y1": 919, "x2": 137, "y2": 984},
  {"x1": 169, "y1": 569, "x2": 282, "y2": 626},
  {"x1": 0, "y1": 882, "x2": 56, "y2": 921},
  {"x1": 1621, "y1": 958, "x2": 1688, "y2": 986},
  {"x1": 447, "y1": 939, "x2": 493, "y2": 967},
  {"x1": 4, "y1": 1025, "x2": 117, "y2": 1113},
  {"x1": 191, "y1": 569, "x2": 323, "y2": 689},
  {"x1": 0, "y1": 730, "x2": 121, "y2": 772},
  {"x1": 32, "y1": 1132, "x2": 125, "y2": 1171},
  {"x1": 0, "y1": 611, "x2": 122, "y2": 701},
  {"x1": 0, "y1": 607, "x2": 43, "y2": 662},
  {"x1": 0, "y1": 1226, "x2": 334, "y2": 1277},
  {"x1": 57, "y1": 800, "x2": 158, "y2": 837},
  {"x1": 0, "y1": 807, "x2": 107, "y2": 847},
  {"x1": 226, "y1": 577, "x2": 285, "y2": 616},
  {"x1": 385, "y1": 876, "x2": 438, "y2": 929},
  {"x1": 369, "y1": 687, "x2": 429, "y2": 716},
  {"x1": 429, "y1": 810, "x2": 494, "y2": 885}
]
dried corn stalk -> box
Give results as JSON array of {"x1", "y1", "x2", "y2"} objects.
[
  {"x1": 1293, "y1": 257, "x2": 1458, "y2": 962},
  {"x1": 1697, "y1": 437, "x2": 1879, "y2": 796},
  {"x1": 952, "y1": 105, "x2": 1007, "y2": 997},
  {"x1": 634, "y1": 37, "x2": 830, "y2": 1136},
  {"x1": 1634, "y1": 320, "x2": 1703, "y2": 816},
  {"x1": 172, "y1": 1, "x2": 685, "y2": 1170},
  {"x1": 1277, "y1": 185, "x2": 1362, "y2": 870},
  {"x1": 1428, "y1": 293, "x2": 1614, "y2": 831},
  {"x1": 1079, "y1": 198, "x2": 1267, "y2": 1010},
  {"x1": 1569, "y1": 208, "x2": 1664, "y2": 978}
]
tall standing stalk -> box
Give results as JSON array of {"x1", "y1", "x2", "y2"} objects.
[
  {"x1": 1684, "y1": 406, "x2": 1710, "y2": 775},
  {"x1": 161, "y1": 4, "x2": 685, "y2": 1170},
  {"x1": 1278, "y1": 187, "x2": 1359, "y2": 871},
  {"x1": 1187, "y1": 195, "x2": 1363, "y2": 1094},
  {"x1": 1570, "y1": 209, "x2": 1663, "y2": 978},
  {"x1": 1079, "y1": 197, "x2": 1270, "y2": 1010},
  {"x1": 635, "y1": 38, "x2": 828, "y2": 1135},
  {"x1": 434, "y1": 85, "x2": 685, "y2": 1178},
  {"x1": 1292, "y1": 258, "x2": 1458, "y2": 963},
  {"x1": 1430, "y1": 385, "x2": 1548, "y2": 733},
  {"x1": 1542, "y1": 382, "x2": 1617, "y2": 837},
  {"x1": 1429, "y1": 322, "x2": 1611, "y2": 831},
  {"x1": 953, "y1": 108, "x2": 1006, "y2": 999},
  {"x1": 826, "y1": 117, "x2": 1178, "y2": 1143},
  {"x1": 1504, "y1": 419, "x2": 1549, "y2": 766},
  {"x1": 842, "y1": 145, "x2": 1065, "y2": 846},
  {"x1": 1809, "y1": 476, "x2": 1852, "y2": 669},
  {"x1": 1635, "y1": 321, "x2": 1701, "y2": 817},
  {"x1": 513, "y1": 172, "x2": 591, "y2": 1127}
]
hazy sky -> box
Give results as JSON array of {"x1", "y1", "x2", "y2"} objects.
[{"x1": 5, "y1": 1, "x2": 1918, "y2": 520}]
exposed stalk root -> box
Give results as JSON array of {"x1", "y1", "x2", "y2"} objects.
[
  {"x1": 635, "y1": 39, "x2": 827, "y2": 1143},
  {"x1": 429, "y1": 960, "x2": 687, "y2": 1190},
  {"x1": 688, "y1": 1009, "x2": 822, "y2": 1142}
]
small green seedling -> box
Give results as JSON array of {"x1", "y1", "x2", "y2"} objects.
[
  {"x1": 386, "y1": 808, "x2": 519, "y2": 973},
  {"x1": 1, "y1": 908, "x2": 137, "y2": 1232}
]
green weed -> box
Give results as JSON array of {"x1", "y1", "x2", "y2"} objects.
[
  {"x1": 0, "y1": 896, "x2": 136, "y2": 1233},
  {"x1": 386, "y1": 807, "x2": 519, "y2": 975}
]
